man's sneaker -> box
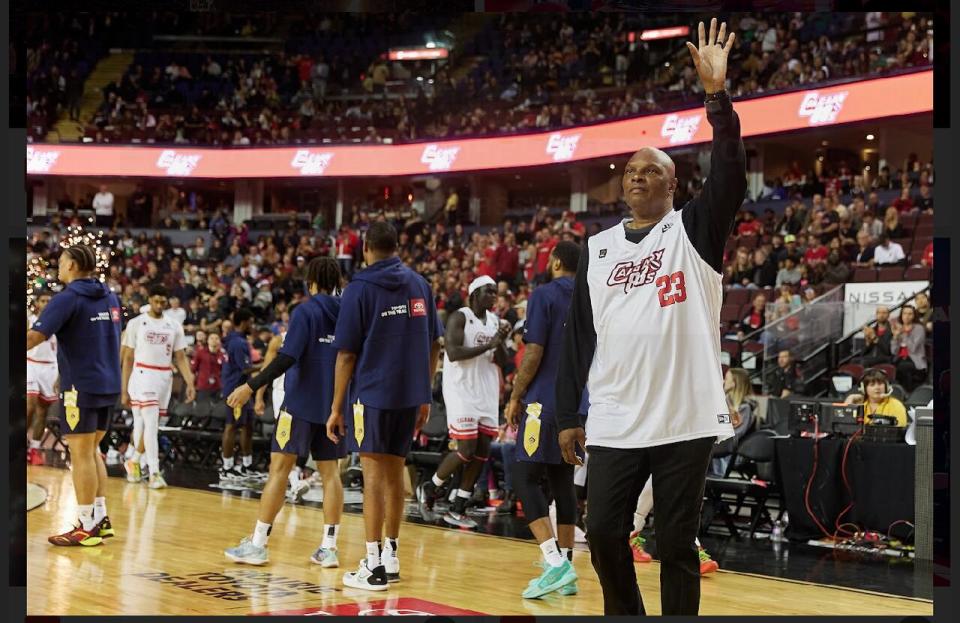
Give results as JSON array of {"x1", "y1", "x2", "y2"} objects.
[
  {"x1": 96, "y1": 516, "x2": 115, "y2": 538},
  {"x1": 442, "y1": 510, "x2": 478, "y2": 529},
  {"x1": 148, "y1": 474, "x2": 168, "y2": 489},
  {"x1": 629, "y1": 531, "x2": 653, "y2": 563},
  {"x1": 416, "y1": 479, "x2": 438, "y2": 509},
  {"x1": 383, "y1": 555, "x2": 400, "y2": 582},
  {"x1": 699, "y1": 547, "x2": 719, "y2": 575},
  {"x1": 288, "y1": 480, "x2": 310, "y2": 503},
  {"x1": 27, "y1": 447, "x2": 45, "y2": 465},
  {"x1": 522, "y1": 559, "x2": 577, "y2": 599},
  {"x1": 48, "y1": 524, "x2": 102, "y2": 547},
  {"x1": 309, "y1": 546, "x2": 339, "y2": 568},
  {"x1": 342, "y1": 558, "x2": 388, "y2": 591},
  {"x1": 558, "y1": 581, "x2": 579, "y2": 596},
  {"x1": 224, "y1": 537, "x2": 269, "y2": 565},
  {"x1": 125, "y1": 459, "x2": 142, "y2": 483},
  {"x1": 496, "y1": 491, "x2": 518, "y2": 514}
]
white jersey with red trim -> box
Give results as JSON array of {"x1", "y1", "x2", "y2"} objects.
[
  {"x1": 271, "y1": 331, "x2": 286, "y2": 417},
  {"x1": 442, "y1": 306, "x2": 501, "y2": 418},
  {"x1": 122, "y1": 313, "x2": 187, "y2": 369},
  {"x1": 27, "y1": 313, "x2": 58, "y2": 364}
]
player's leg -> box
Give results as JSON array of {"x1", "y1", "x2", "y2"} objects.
[
  {"x1": 630, "y1": 476, "x2": 654, "y2": 562},
  {"x1": 585, "y1": 446, "x2": 649, "y2": 615},
  {"x1": 416, "y1": 414, "x2": 478, "y2": 509},
  {"x1": 308, "y1": 458, "x2": 343, "y2": 568},
  {"x1": 380, "y1": 453, "x2": 407, "y2": 580},
  {"x1": 26, "y1": 393, "x2": 40, "y2": 462},
  {"x1": 443, "y1": 431, "x2": 492, "y2": 528},
  {"x1": 648, "y1": 437, "x2": 715, "y2": 616},
  {"x1": 50, "y1": 432, "x2": 102, "y2": 545},
  {"x1": 546, "y1": 461, "x2": 580, "y2": 596},
  {"x1": 141, "y1": 401, "x2": 163, "y2": 488},
  {"x1": 239, "y1": 419, "x2": 255, "y2": 474},
  {"x1": 93, "y1": 423, "x2": 115, "y2": 538},
  {"x1": 343, "y1": 452, "x2": 389, "y2": 590},
  {"x1": 221, "y1": 416, "x2": 238, "y2": 479},
  {"x1": 28, "y1": 401, "x2": 50, "y2": 464},
  {"x1": 514, "y1": 459, "x2": 574, "y2": 598}
]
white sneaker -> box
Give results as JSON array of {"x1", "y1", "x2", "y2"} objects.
[
  {"x1": 342, "y1": 558, "x2": 388, "y2": 591},
  {"x1": 148, "y1": 474, "x2": 168, "y2": 489},
  {"x1": 310, "y1": 546, "x2": 339, "y2": 568},
  {"x1": 383, "y1": 555, "x2": 400, "y2": 583},
  {"x1": 288, "y1": 480, "x2": 310, "y2": 503}
]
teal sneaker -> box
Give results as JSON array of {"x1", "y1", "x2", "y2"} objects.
[
  {"x1": 522, "y1": 558, "x2": 577, "y2": 599},
  {"x1": 558, "y1": 581, "x2": 579, "y2": 596},
  {"x1": 224, "y1": 536, "x2": 269, "y2": 565},
  {"x1": 310, "y1": 546, "x2": 339, "y2": 568}
]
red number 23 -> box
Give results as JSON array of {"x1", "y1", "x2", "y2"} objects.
[{"x1": 656, "y1": 271, "x2": 687, "y2": 307}]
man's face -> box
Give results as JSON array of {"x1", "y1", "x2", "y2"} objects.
[
  {"x1": 866, "y1": 379, "x2": 887, "y2": 401},
  {"x1": 36, "y1": 294, "x2": 51, "y2": 314},
  {"x1": 474, "y1": 285, "x2": 497, "y2": 310},
  {"x1": 778, "y1": 351, "x2": 792, "y2": 368},
  {"x1": 207, "y1": 333, "x2": 221, "y2": 351},
  {"x1": 876, "y1": 306, "x2": 890, "y2": 323},
  {"x1": 621, "y1": 149, "x2": 677, "y2": 213},
  {"x1": 857, "y1": 231, "x2": 870, "y2": 247},
  {"x1": 149, "y1": 294, "x2": 168, "y2": 314}
]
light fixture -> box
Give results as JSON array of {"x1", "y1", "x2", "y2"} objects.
[
  {"x1": 426, "y1": 42, "x2": 436, "y2": 49},
  {"x1": 866, "y1": 134, "x2": 875, "y2": 140},
  {"x1": 416, "y1": 76, "x2": 424, "y2": 82},
  {"x1": 821, "y1": 140, "x2": 828, "y2": 146},
  {"x1": 609, "y1": 163, "x2": 616, "y2": 170},
  {"x1": 865, "y1": 165, "x2": 871, "y2": 171},
  {"x1": 818, "y1": 156, "x2": 824, "y2": 161},
  {"x1": 664, "y1": 61, "x2": 671, "y2": 67}
]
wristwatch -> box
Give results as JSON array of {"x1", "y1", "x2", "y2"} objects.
[{"x1": 704, "y1": 90, "x2": 730, "y2": 113}]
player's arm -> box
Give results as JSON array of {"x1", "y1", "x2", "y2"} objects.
[
  {"x1": 254, "y1": 335, "x2": 283, "y2": 407},
  {"x1": 443, "y1": 311, "x2": 495, "y2": 362},
  {"x1": 173, "y1": 349, "x2": 196, "y2": 402},
  {"x1": 681, "y1": 19, "x2": 747, "y2": 274},
  {"x1": 120, "y1": 345, "x2": 135, "y2": 404},
  {"x1": 26, "y1": 331, "x2": 47, "y2": 351},
  {"x1": 492, "y1": 321, "x2": 511, "y2": 368},
  {"x1": 505, "y1": 343, "x2": 544, "y2": 428}
]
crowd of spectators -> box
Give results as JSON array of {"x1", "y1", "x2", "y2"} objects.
[{"x1": 28, "y1": 11, "x2": 930, "y2": 146}]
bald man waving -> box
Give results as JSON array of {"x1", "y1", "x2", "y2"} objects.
[{"x1": 555, "y1": 19, "x2": 747, "y2": 616}]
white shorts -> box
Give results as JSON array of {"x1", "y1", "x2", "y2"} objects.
[
  {"x1": 447, "y1": 412, "x2": 499, "y2": 440},
  {"x1": 129, "y1": 364, "x2": 174, "y2": 415},
  {"x1": 27, "y1": 360, "x2": 58, "y2": 404},
  {"x1": 272, "y1": 385, "x2": 285, "y2": 420}
]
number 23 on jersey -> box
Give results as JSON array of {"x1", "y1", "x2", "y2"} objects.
[{"x1": 656, "y1": 271, "x2": 687, "y2": 308}]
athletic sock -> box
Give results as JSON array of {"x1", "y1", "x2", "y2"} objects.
[
  {"x1": 560, "y1": 547, "x2": 573, "y2": 562},
  {"x1": 29, "y1": 439, "x2": 41, "y2": 450},
  {"x1": 452, "y1": 489, "x2": 471, "y2": 513},
  {"x1": 242, "y1": 455, "x2": 253, "y2": 468},
  {"x1": 252, "y1": 520, "x2": 271, "y2": 548},
  {"x1": 365, "y1": 541, "x2": 381, "y2": 569},
  {"x1": 540, "y1": 538, "x2": 564, "y2": 568},
  {"x1": 222, "y1": 455, "x2": 234, "y2": 471},
  {"x1": 383, "y1": 537, "x2": 398, "y2": 558},
  {"x1": 78, "y1": 505, "x2": 95, "y2": 532},
  {"x1": 93, "y1": 497, "x2": 107, "y2": 523},
  {"x1": 321, "y1": 524, "x2": 339, "y2": 550},
  {"x1": 288, "y1": 467, "x2": 301, "y2": 488},
  {"x1": 431, "y1": 473, "x2": 445, "y2": 487}
]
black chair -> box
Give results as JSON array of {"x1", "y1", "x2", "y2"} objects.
[{"x1": 906, "y1": 384, "x2": 933, "y2": 408}]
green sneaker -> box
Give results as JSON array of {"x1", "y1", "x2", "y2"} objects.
[
  {"x1": 558, "y1": 581, "x2": 579, "y2": 596},
  {"x1": 224, "y1": 536, "x2": 269, "y2": 565},
  {"x1": 522, "y1": 559, "x2": 577, "y2": 599}
]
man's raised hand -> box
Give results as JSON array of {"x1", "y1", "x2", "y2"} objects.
[{"x1": 685, "y1": 18, "x2": 736, "y2": 95}]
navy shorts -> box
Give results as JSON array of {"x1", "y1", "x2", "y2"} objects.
[
  {"x1": 515, "y1": 406, "x2": 563, "y2": 465},
  {"x1": 60, "y1": 404, "x2": 112, "y2": 435},
  {"x1": 346, "y1": 404, "x2": 418, "y2": 458},
  {"x1": 216, "y1": 401, "x2": 256, "y2": 427},
  {"x1": 271, "y1": 409, "x2": 346, "y2": 461}
]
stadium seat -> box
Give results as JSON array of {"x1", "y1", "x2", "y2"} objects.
[
  {"x1": 721, "y1": 340, "x2": 742, "y2": 366},
  {"x1": 724, "y1": 288, "x2": 752, "y2": 308},
  {"x1": 914, "y1": 225, "x2": 935, "y2": 239},
  {"x1": 877, "y1": 266, "x2": 905, "y2": 282},
  {"x1": 904, "y1": 267, "x2": 931, "y2": 281},
  {"x1": 721, "y1": 304, "x2": 742, "y2": 325},
  {"x1": 875, "y1": 364, "x2": 897, "y2": 384},
  {"x1": 906, "y1": 384, "x2": 933, "y2": 407},
  {"x1": 838, "y1": 363, "x2": 865, "y2": 383},
  {"x1": 853, "y1": 268, "x2": 878, "y2": 282}
]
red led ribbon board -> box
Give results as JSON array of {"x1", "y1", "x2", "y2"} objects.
[{"x1": 26, "y1": 71, "x2": 931, "y2": 179}]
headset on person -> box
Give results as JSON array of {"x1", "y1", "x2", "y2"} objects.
[{"x1": 859, "y1": 368, "x2": 893, "y2": 398}]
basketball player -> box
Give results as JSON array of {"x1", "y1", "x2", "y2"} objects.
[
  {"x1": 504, "y1": 241, "x2": 581, "y2": 599},
  {"x1": 121, "y1": 285, "x2": 196, "y2": 488},
  {"x1": 222, "y1": 258, "x2": 347, "y2": 566},
  {"x1": 416, "y1": 275, "x2": 509, "y2": 529},
  {"x1": 27, "y1": 291, "x2": 58, "y2": 465},
  {"x1": 327, "y1": 221, "x2": 443, "y2": 591},
  {"x1": 556, "y1": 20, "x2": 746, "y2": 615},
  {"x1": 255, "y1": 326, "x2": 311, "y2": 501},
  {"x1": 28, "y1": 245, "x2": 122, "y2": 545},
  {"x1": 220, "y1": 308, "x2": 259, "y2": 480}
]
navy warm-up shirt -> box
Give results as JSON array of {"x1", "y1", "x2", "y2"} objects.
[
  {"x1": 221, "y1": 330, "x2": 252, "y2": 395},
  {"x1": 522, "y1": 275, "x2": 575, "y2": 422},
  {"x1": 32, "y1": 278, "x2": 122, "y2": 407},
  {"x1": 333, "y1": 256, "x2": 443, "y2": 410},
  {"x1": 279, "y1": 293, "x2": 341, "y2": 424}
]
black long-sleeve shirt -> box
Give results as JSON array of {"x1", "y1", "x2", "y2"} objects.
[{"x1": 556, "y1": 92, "x2": 747, "y2": 432}]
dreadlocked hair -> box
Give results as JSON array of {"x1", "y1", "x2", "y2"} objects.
[
  {"x1": 63, "y1": 244, "x2": 98, "y2": 273},
  {"x1": 306, "y1": 257, "x2": 342, "y2": 294}
]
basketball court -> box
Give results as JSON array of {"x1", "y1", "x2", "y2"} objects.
[{"x1": 27, "y1": 466, "x2": 932, "y2": 617}]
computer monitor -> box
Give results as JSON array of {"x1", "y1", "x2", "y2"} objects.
[
  {"x1": 788, "y1": 401, "x2": 826, "y2": 437},
  {"x1": 827, "y1": 403, "x2": 863, "y2": 436}
]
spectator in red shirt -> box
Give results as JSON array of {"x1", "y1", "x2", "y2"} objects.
[
  {"x1": 533, "y1": 230, "x2": 557, "y2": 280},
  {"x1": 335, "y1": 225, "x2": 359, "y2": 277},
  {"x1": 736, "y1": 210, "x2": 762, "y2": 237},
  {"x1": 803, "y1": 234, "x2": 829, "y2": 266},
  {"x1": 891, "y1": 187, "x2": 916, "y2": 214},
  {"x1": 191, "y1": 332, "x2": 227, "y2": 400},
  {"x1": 741, "y1": 293, "x2": 768, "y2": 333},
  {"x1": 494, "y1": 233, "x2": 521, "y2": 287},
  {"x1": 921, "y1": 241, "x2": 933, "y2": 268},
  {"x1": 560, "y1": 211, "x2": 586, "y2": 240}
]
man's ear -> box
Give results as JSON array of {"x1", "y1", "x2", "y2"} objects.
[{"x1": 669, "y1": 177, "x2": 679, "y2": 195}]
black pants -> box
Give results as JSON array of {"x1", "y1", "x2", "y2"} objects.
[
  {"x1": 512, "y1": 460, "x2": 576, "y2": 523},
  {"x1": 895, "y1": 358, "x2": 926, "y2": 393},
  {"x1": 585, "y1": 437, "x2": 715, "y2": 616}
]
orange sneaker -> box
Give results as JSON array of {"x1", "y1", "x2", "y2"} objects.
[
  {"x1": 698, "y1": 547, "x2": 719, "y2": 574},
  {"x1": 629, "y1": 531, "x2": 653, "y2": 563},
  {"x1": 48, "y1": 524, "x2": 103, "y2": 547}
]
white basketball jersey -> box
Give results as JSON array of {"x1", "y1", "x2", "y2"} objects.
[
  {"x1": 122, "y1": 313, "x2": 187, "y2": 368},
  {"x1": 272, "y1": 331, "x2": 286, "y2": 393},
  {"x1": 584, "y1": 211, "x2": 733, "y2": 448},
  {"x1": 442, "y1": 307, "x2": 501, "y2": 418},
  {"x1": 27, "y1": 313, "x2": 58, "y2": 364}
]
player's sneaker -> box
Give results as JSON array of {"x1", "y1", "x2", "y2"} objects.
[
  {"x1": 309, "y1": 546, "x2": 339, "y2": 568},
  {"x1": 125, "y1": 459, "x2": 142, "y2": 483},
  {"x1": 442, "y1": 510, "x2": 478, "y2": 529},
  {"x1": 96, "y1": 516, "x2": 115, "y2": 538},
  {"x1": 558, "y1": 581, "x2": 579, "y2": 596},
  {"x1": 522, "y1": 559, "x2": 577, "y2": 599},
  {"x1": 48, "y1": 524, "x2": 102, "y2": 547},
  {"x1": 629, "y1": 531, "x2": 653, "y2": 563},
  {"x1": 699, "y1": 547, "x2": 719, "y2": 575},
  {"x1": 148, "y1": 473, "x2": 168, "y2": 489},
  {"x1": 342, "y1": 558, "x2": 388, "y2": 591},
  {"x1": 27, "y1": 447, "x2": 45, "y2": 465},
  {"x1": 224, "y1": 537, "x2": 269, "y2": 565},
  {"x1": 383, "y1": 555, "x2": 400, "y2": 582},
  {"x1": 416, "y1": 479, "x2": 438, "y2": 509},
  {"x1": 288, "y1": 480, "x2": 310, "y2": 503}
]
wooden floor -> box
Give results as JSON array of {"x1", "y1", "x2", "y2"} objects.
[{"x1": 27, "y1": 466, "x2": 933, "y2": 617}]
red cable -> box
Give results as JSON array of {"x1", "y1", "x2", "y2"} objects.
[
  {"x1": 803, "y1": 415, "x2": 835, "y2": 540},
  {"x1": 834, "y1": 428, "x2": 863, "y2": 539}
]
